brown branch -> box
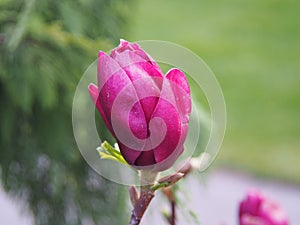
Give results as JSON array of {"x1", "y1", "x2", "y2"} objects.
[
  {"x1": 163, "y1": 188, "x2": 176, "y2": 225},
  {"x1": 171, "y1": 197, "x2": 176, "y2": 225},
  {"x1": 128, "y1": 161, "x2": 194, "y2": 225},
  {"x1": 129, "y1": 186, "x2": 155, "y2": 225}
]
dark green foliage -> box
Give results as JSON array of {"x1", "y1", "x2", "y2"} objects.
[{"x1": 0, "y1": 0, "x2": 133, "y2": 224}]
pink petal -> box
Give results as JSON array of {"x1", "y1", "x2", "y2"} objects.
[
  {"x1": 111, "y1": 47, "x2": 163, "y2": 80},
  {"x1": 260, "y1": 200, "x2": 288, "y2": 225},
  {"x1": 150, "y1": 78, "x2": 183, "y2": 167},
  {"x1": 149, "y1": 69, "x2": 191, "y2": 171},
  {"x1": 153, "y1": 146, "x2": 184, "y2": 172},
  {"x1": 111, "y1": 39, "x2": 162, "y2": 74},
  {"x1": 88, "y1": 83, "x2": 99, "y2": 104},
  {"x1": 128, "y1": 101, "x2": 149, "y2": 139},
  {"x1": 97, "y1": 51, "x2": 125, "y2": 90},
  {"x1": 135, "y1": 150, "x2": 156, "y2": 166},
  {"x1": 118, "y1": 141, "x2": 141, "y2": 165},
  {"x1": 165, "y1": 68, "x2": 191, "y2": 123},
  {"x1": 112, "y1": 50, "x2": 163, "y2": 122},
  {"x1": 88, "y1": 83, "x2": 114, "y2": 135},
  {"x1": 119, "y1": 139, "x2": 155, "y2": 168},
  {"x1": 97, "y1": 51, "x2": 148, "y2": 150},
  {"x1": 166, "y1": 68, "x2": 190, "y2": 94},
  {"x1": 239, "y1": 189, "x2": 289, "y2": 225},
  {"x1": 152, "y1": 101, "x2": 181, "y2": 161}
]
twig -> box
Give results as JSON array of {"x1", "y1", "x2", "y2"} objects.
[
  {"x1": 129, "y1": 185, "x2": 155, "y2": 225},
  {"x1": 171, "y1": 197, "x2": 176, "y2": 225},
  {"x1": 128, "y1": 161, "x2": 194, "y2": 225},
  {"x1": 163, "y1": 188, "x2": 176, "y2": 225}
]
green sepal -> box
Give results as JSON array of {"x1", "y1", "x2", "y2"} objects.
[{"x1": 97, "y1": 141, "x2": 127, "y2": 165}]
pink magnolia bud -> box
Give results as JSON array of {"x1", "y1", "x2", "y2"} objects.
[
  {"x1": 239, "y1": 189, "x2": 289, "y2": 225},
  {"x1": 88, "y1": 39, "x2": 191, "y2": 171}
]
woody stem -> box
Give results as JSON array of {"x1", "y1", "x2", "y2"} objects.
[{"x1": 129, "y1": 170, "x2": 158, "y2": 225}]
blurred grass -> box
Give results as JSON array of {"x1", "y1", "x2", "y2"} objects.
[{"x1": 129, "y1": 0, "x2": 300, "y2": 183}]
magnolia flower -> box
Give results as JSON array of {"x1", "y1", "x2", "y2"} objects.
[
  {"x1": 239, "y1": 189, "x2": 289, "y2": 225},
  {"x1": 88, "y1": 39, "x2": 191, "y2": 171}
]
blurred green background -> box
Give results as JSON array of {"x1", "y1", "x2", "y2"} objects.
[{"x1": 0, "y1": 0, "x2": 299, "y2": 224}]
